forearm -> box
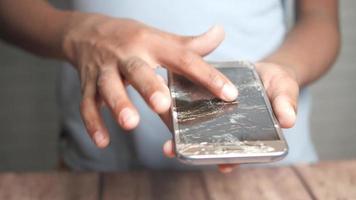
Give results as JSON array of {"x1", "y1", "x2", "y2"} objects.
[
  {"x1": 263, "y1": 0, "x2": 340, "y2": 87},
  {"x1": 0, "y1": 0, "x2": 72, "y2": 59}
]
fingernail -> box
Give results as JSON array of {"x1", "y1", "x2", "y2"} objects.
[
  {"x1": 163, "y1": 140, "x2": 175, "y2": 158},
  {"x1": 94, "y1": 131, "x2": 106, "y2": 147},
  {"x1": 150, "y1": 91, "x2": 171, "y2": 113},
  {"x1": 222, "y1": 83, "x2": 238, "y2": 101},
  {"x1": 280, "y1": 99, "x2": 296, "y2": 123},
  {"x1": 119, "y1": 108, "x2": 139, "y2": 129},
  {"x1": 286, "y1": 104, "x2": 296, "y2": 122}
]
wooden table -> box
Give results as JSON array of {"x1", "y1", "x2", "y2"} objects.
[{"x1": 0, "y1": 160, "x2": 355, "y2": 200}]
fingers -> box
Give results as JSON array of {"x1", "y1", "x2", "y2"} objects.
[
  {"x1": 80, "y1": 70, "x2": 110, "y2": 148},
  {"x1": 156, "y1": 26, "x2": 237, "y2": 102},
  {"x1": 154, "y1": 26, "x2": 237, "y2": 102},
  {"x1": 97, "y1": 64, "x2": 140, "y2": 130},
  {"x1": 163, "y1": 140, "x2": 175, "y2": 158},
  {"x1": 159, "y1": 50, "x2": 238, "y2": 102},
  {"x1": 159, "y1": 25, "x2": 225, "y2": 57},
  {"x1": 181, "y1": 25, "x2": 225, "y2": 56},
  {"x1": 268, "y1": 76, "x2": 298, "y2": 128},
  {"x1": 120, "y1": 57, "x2": 171, "y2": 114},
  {"x1": 156, "y1": 74, "x2": 173, "y2": 131},
  {"x1": 271, "y1": 92, "x2": 298, "y2": 128},
  {"x1": 256, "y1": 63, "x2": 299, "y2": 128}
]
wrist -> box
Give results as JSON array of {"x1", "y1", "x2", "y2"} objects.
[
  {"x1": 33, "y1": 7, "x2": 77, "y2": 60},
  {"x1": 60, "y1": 11, "x2": 110, "y2": 65},
  {"x1": 58, "y1": 11, "x2": 79, "y2": 62}
]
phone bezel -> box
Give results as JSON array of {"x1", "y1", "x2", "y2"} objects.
[{"x1": 168, "y1": 61, "x2": 288, "y2": 165}]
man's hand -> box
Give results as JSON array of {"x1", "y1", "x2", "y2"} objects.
[
  {"x1": 160, "y1": 0, "x2": 340, "y2": 173},
  {"x1": 0, "y1": 0, "x2": 338, "y2": 173},
  {"x1": 162, "y1": 62, "x2": 299, "y2": 173},
  {"x1": 62, "y1": 13, "x2": 238, "y2": 148},
  {"x1": 255, "y1": 62, "x2": 298, "y2": 128}
]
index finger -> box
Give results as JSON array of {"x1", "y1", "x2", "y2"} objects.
[{"x1": 158, "y1": 48, "x2": 238, "y2": 102}]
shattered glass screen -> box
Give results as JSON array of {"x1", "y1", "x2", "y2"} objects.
[{"x1": 171, "y1": 65, "x2": 279, "y2": 146}]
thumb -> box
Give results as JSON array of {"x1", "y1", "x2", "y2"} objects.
[
  {"x1": 272, "y1": 94, "x2": 297, "y2": 128},
  {"x1": 267, "y1": 77, "x2": 298, "y2": 128},
  {"x1": 184, "y1": 25, "x2": 225, "y2": 56},
  {"x1": 255, "y1": 63, "x2": 299, "y2": 129}
]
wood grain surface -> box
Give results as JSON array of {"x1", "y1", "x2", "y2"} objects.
[
  {"x1": 0, "y1": 172, "x2": 98, "y2": 200},
  {"x1": 202, "y1": 167, "x2": 311, "y2": 200},
  {"x1": 0, "y1": 161, "x2": 355, "y2": 200},
  {"x1": 295, "y1": 160, "x2": 356, "y2": 200}
]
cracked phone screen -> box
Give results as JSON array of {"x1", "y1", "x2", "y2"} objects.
[{"x1": 170, "y1": 62, "x2": 280, "y2": 154}]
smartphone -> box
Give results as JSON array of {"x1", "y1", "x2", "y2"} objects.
[{"x1": 168, "y1": 61, "x2": 288, "y2": 165}]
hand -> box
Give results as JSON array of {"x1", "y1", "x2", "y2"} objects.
[
  {"x1": 62, "y1": 12, "x2": 238, "y2": 148},
  {"x1": 162, "y1": 62, "x2": 299, "y2": 173}
]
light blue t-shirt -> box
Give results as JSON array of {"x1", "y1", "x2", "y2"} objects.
[{"x1": 59, "y1": 0, "x2": 317, "y2": 170}]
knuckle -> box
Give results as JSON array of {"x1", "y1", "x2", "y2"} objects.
[
  {"x1": 125, "y1": 57, "x2": 146, "y2": 75},
  {"x1": 92, "y1": 40, "x2": 113, "y2": 56},
  {"x1": 87, "y1": 37, "x2": 102, "y2": 50},
  {"x1": 94, "y1": 40, "x2": 112, "y2": 52},
  {"x1": 132, "y1": 28, "x2": 150, "y2": 43},
  {"x1": 88, "y1": 68, "x2": 99, "y2": 83},
  {"x1": 96, "y1": 71, "x2": 109, "y2": 90},
  {"x1": 82, "y1": 65, "x2": 99, "y2": 84},
  {"x1": 88, "y1": 39, "x2": 119, "y2": 61},
  {"x1": 208, "y1": 69, "x2": 224, "y2": 89},
  {"x1": 80, "y1": 68, "x2": 98, "y2": 94}
]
